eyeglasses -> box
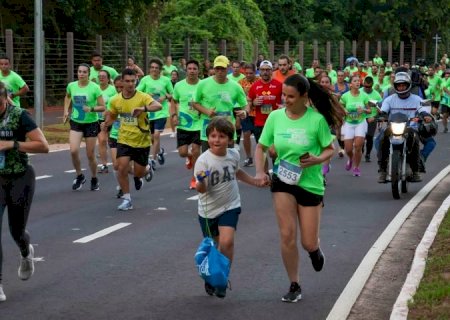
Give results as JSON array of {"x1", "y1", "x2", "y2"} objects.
[{"x1": 259, "y1": 69, "x2": 272, "y2": 72}]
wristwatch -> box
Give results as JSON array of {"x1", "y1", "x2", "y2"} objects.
[{"x1": 13, "y1": 140, "x2": 19, "y2": 150}]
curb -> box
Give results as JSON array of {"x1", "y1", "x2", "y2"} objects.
[
  {"x1": 326, "y1": 165, "x2": 450, "y2": 320},
  {"x1": 390, "y1": 194, "x2": 450, "y2": 319}
]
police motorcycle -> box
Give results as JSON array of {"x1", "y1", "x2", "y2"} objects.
[{"x1": 373, "y1": 100, "x2": 432, "y2": 199}]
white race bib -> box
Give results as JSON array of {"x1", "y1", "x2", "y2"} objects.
[{"x1": 277, "y1": 159, "x2": 302, "y2": 185}]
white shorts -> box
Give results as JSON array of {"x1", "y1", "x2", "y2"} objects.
[{"x1": 342, "y1": 121, "x2": 368, "y2": 139}]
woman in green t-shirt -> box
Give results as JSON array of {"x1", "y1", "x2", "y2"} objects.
[{"x1": 254, "y1": 74, "x2": 344, "y2": 303}]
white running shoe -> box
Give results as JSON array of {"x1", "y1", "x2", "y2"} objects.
[
  {"x1": 118, "y1": 199, "x2": 133, "y2": 211},
  {"x1": 0, "y1": 285, "x2": 6, "y2": 302},
  {"x1": 18, "y1": 244, "x2": 34, "y2": 281}
]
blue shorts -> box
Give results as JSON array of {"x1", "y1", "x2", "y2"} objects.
[
  {"x1": 150, "y1": 118, "x2": 167, "y2": 133},
  {"x1": 198, "y1": 207, "x2": 241, "y2": 237},
  {"x1": 241, "y1": 116, "x2": 255, "y2": 133}
]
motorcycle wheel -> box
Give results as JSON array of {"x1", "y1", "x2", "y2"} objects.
[
  {"x1": 391, "y1": 150, "x2": 401, "y2": 199},
  {"x1": 401, "y1": 178, "x2": 408, "y2": 193}
]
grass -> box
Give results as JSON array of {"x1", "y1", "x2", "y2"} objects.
[
  {"x1": 42, "y1": 123, "x2": 70, "y2": 145},
  {"x1": 408, "y1": 209, "x2": 450, "y2": 319}
]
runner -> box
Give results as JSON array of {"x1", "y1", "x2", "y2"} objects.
[
  {"x1": 194, "y1": 116, "x2": 264, "y2": 298},
  {"x1": 0, "y1": 55, "x2": 29, "y2": 108},
  {"x1": 162, "y1": 55, "x2": 178, "y2": 78},
  {"x1": 192, "y1": 55, "x2": 247, "y2": 152},
  {"x1": 273, "y1": 55, "x2": 296, "y2": 84},
  {"x1": 63, "y1": 63, "x2": 105, "y2": 191},
  {"x1": 169, "y1": 70, "x2": 180, "y2": 137},
  {"x1": 340, "y1": 74, "x2": 371, "y2": 176},
  {"x1": 425, "y1": 64, "x2": 443, "y2": 117},
  {"x1": 440, "y1": 69, "x2": 450, "y2": 133},
  {"x1": 137, "y1": 58, "x2": 173, "y2": 169},
  {"x1": 334, "y1": 70, "x2": 350, "y2": 157},
  {"x1": 125, "y1": 56, "x2": 144, "y2": 81},
  {"x1": 0, "y1": 81, "x2": 49, "y2": 302},
  {"x1": 238, "y1": 63, "x2": 260, "y2": 166},
  {"x1": 170, "y1": 59, "x2": 202, "y2": 189},
  {"x1": 89, "y1": 52, "x2": 119, "y2": 84},
  {"x1": 254, "y1": 74, "x2": 343, "y2": 303},
  {"x1": 97, "y1": 70, "x2": 117, "y2": 173},
  {"x1": 103, "y1": 69, "x2": 162, "y2": 210},
  {"x1": 227, "y1": 61, "x2": 245, "y2": 82}
]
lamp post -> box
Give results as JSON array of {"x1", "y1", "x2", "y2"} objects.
[
  {"x1": 433, "y1": 33, "x2": 441, "y2": 64},
  {"x1": 34, "y1": 0, "x2": 44, "y2": 129}
]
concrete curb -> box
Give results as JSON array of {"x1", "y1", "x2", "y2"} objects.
[
  {"x1": 326, "y1": 165, "x2": 450, "y2": 320},
  {"x1": 390, "y1": 194, "x2": 450, "y2": 319}
]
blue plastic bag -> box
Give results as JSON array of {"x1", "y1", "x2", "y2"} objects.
[{"x1": 194, "y1": 237, "x2": 230, "y2": 289}]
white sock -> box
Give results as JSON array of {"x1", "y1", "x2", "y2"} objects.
[{"x1": 123, "y1": 193, "x2": 131, "y2": 201}]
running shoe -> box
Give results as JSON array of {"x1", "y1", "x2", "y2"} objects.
[
  {"x1": 18, "y1": 244, "x2": 34, "y2": 281},
  {"x1": 378, "y1": 170, "x2": 387, "y2": 183},
  {"x1": 149, "y1": 159, "x2": 156, "y2": 171},
  {"x1": 0, "y1": 285, "x2": 5, "y2": 302},
  {"x1": 338, "y1": 149, "x2": 345, "y2": 158},
  {"x1": 98, "y1": 165, "x2": 109, "y2": 173},
  {"x1": 309, "y1": 247, "x2": 325, "y2": 272},
  {"x1": 134, "y1": 177, "x2": 143, "y2": 190},
  {"x1": 157, "y1": 148, "x2": 165, "y2": 165},
  {"x1": 204, "y1": 282, "x2": 215, "y2": 296},
  {"x1": 189, "y1": 176, "x2": 196, "y2": 190},
  {"x1": 243, "y1": 157, "x2": 254, "y2": 167},
  {"x1": 144, "y1": 168, "x2": 153, "y2": 182},
  {"x1": 118, "y1": 199, "x2": 133, "y2": 211},
  {"x1": 410, "y1": 172, "x2": 422, "y2": 183},
  {"x1": 90, "y1": 177, "x2": 100, "y2": 191},
  {"x1": 215, "y1": 286, "x2": 227, "y2": 299},
  {"x1": 116, "y1": 188, "x2": 124, "y2": 199},
  {"x1": 352, "y1": 167, "x2": 361, "y2": 177},
  {"x1": 365, "y1": 155, "x2": 371, "y2": 162},
  {"x1": 72, "y1": 174, "x2": 86, "y2": 191},
  {"x1": 345, "y1": 160, "x2": 352, "y2": 171},
  {"x1": 281, "y1": 282, "x2": 302, "y2": 303},
  {"x1": 444, "y1": 127, "x2": 448, "y2": 133},
  {"x1": 185, "y1": 154, "x2": 193, "y2": 170}
]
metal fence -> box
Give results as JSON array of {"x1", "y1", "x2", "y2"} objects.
[{"x1": 0, "y1": 30, "x2": 445, "y2": 108}]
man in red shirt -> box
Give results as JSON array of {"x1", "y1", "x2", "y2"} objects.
[
  {"x1": 247, "y1": 60, "x2": 283, "y2": 143},
  {"x1": 272, "y1": 55, "x2": 296, "y2": 84}
]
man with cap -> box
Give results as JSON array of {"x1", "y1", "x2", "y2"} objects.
[
  {"x1": 193, "y1": 55, "x2": 248, "y2": 152},
  {"x1": 247, "y1": 60, "x2": 283, "y2": 144}
]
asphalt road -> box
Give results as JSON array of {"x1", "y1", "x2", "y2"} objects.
[{"x1": 0, "y1": 128, "x2": 449, "y2": 320}]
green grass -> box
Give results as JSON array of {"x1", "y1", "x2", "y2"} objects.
[
  {"x1": 408, "y1": 209, "x2": 450, "y2": 319},
  {"x1": 43, "y1": 123, "x2": 70, "y2": 145}
]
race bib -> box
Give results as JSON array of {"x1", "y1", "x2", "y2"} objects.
[
  {"x1": 261, "y1": 104, "x2": 273, "y2": 114},
  {"x1": 347, "y1": 111, "x2": 360, "y2": 120},
  {"x1": 112, "y1": 120, "x2": 120, "y2": 130},
  {"x1": 121, "y1": 114, "x2": 138, "y2": 126},
  {"x1": 277, "y1": 159, "x2": 302, "y2": 185}
]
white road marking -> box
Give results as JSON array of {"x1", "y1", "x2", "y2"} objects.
[
  {"x1": 73, "y1": 223, "x2": 131, "y2": 244},
  {"x1": 36, "y1": 175, "x2": 52, "y2": 180},
  {"x1": 326, "y1": 165, "x2": 450, "y2": 320},
  {"x1": 65, "y1": 169, "x2": 86, "y2": 173},
  {"x1": 187, "y1": 195, "x2": 199, "y2": 201}
]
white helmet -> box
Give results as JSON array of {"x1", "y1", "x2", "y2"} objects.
[{"x1": 394, "y1": 72, "x2": 412, "y2": 95}]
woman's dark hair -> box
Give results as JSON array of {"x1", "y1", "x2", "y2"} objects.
[
  {"x1": 244, "y1": 63, "x2": 256, "y2": 71},
  {"x1": 99, "y1": 69, "x2": 111, "y2": 80},
  {"x1": 285, "y1": 74, "x2": 345, "y2": 129},
  {"x1": 113, "y1": 75, "x2": 122, "y2": 83},
  {"x1": 206, "y1": 116, "x2": 235, "y2": 141},
  {"x1": 79, "y1": 63, "x2": 91, "y2": 75}
]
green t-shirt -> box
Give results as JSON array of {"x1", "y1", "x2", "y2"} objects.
[
  {"x1": 137, "y1": 75, "x2": 173, "y2": 120},
  {"x1": 172, "y1": 79, "x2": 201, "y2": 131},
  {"x1": 0, "y1": 71, "x2": 27, "y2": 107},
  {"x1": 66, "y1": 81, "x2": 102, "y2": 123},
  {"x1": 293, "y1": 62, "x2": 302, "y2": 73},
  {"x1": 227, "y1": 73, "x2": 245, "y2": 82},
  {"x1": 344, "y1": 66, "x2": 358, "y2": 75},
  {"x1": 305, "y1": 68, "x2": 315, "y2": 78},
  {"x1": 258, "y1": 107, "x2": 333, "y2": 195},
  {"x1": 359, "y1": 88, "x2": 382, "y2": 118},
  {"x1": 373, "y1": 57, "x2": 384, "y2": 66},
  {"x1": 427, "y1": 75, "x2": 443, "y2": 101},
  {"x1": 328, "y1": 69, "x2": 337, "y2": 84},
  {"x1": 89, "y1": 65, "x2": 119, "y2": 84},
  {"x1": 100, "y1": 85, "x2": 117, "y2": 120},
  {"x1": 340, "y1": 91, "x2": 370, "y2": 124},
  {"x1": 162, "y1": 65, "x2": 178, "y2": 78},
  {"x1": 193, "y1": 77, "x2": 247, "y2": 141},
  {"x1": 440, "y1": 77, "x2": 450, "y2": 105}
]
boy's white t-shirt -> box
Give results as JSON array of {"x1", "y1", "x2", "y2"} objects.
[{"x1": 194, "y1": 148, "x2": 241, "y2": 218}]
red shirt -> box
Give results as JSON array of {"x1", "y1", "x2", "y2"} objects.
[{"x1": 248, "y1": 79, "x2": 283, "y2": 126}]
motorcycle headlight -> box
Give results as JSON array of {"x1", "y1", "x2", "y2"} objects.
[{"x1": 391, "y1": 122, "x2": 406, "y2": 135}]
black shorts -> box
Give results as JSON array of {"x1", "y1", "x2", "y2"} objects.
[
  {"x1": 150, "y1": 118, "x2": 167, "y2": 134},
  {"x1": 270, "y1": 174, "x2": 323, "y2": 207},
  {"x1": 108, "y1": 137, "x2": 118, "y2": 148},
  {"x1": 253, "y1": 126, "x2": 264, "y2": 143},
  {"x1": 70, "y1": 120, "x2": 100, "y2": 138},
  {"x1": 177, "y1": 128, "x2": 201, "y2": 148},
  {"x1": 116, "y1": 143, "x2": 150, "y2": 167}
]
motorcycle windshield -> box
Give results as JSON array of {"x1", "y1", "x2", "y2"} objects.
[{"x1": 389, "y1": 112, "x2": 409, "y2": 123}]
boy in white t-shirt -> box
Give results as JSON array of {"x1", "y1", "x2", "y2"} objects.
[{"x1": 194, "y1": 116, "x2": 267, "y2": 298}]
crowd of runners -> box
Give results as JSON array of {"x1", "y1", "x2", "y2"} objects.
[{"x1": 0, "y1": 50, "x2": 449, "y2": 302}]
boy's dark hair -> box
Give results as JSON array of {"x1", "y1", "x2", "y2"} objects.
[
  {"x1": 122, "y1": 68, "x2": 136, "y2": 77},
  {"x1": 186, "y1": 59, "x2": 199, "y2": 68},
  {"x1": 206, "y1": 117, "x2": 235, "y2": 141},
  {"x1": 149, "y1": 58, "x2": 163, "y2": 69},
  {"x1": 364, "y1": 76, "x2": 374, "y2": 85},
  {"x1": 91, "y1": 51, "x2": 102, "y2": 59}
]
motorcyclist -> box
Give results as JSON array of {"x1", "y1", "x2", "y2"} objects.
[{"x1": 377, "y1": 72, "x2": 433, "y2": 183}]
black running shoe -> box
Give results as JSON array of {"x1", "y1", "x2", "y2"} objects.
[
  {"x1": 90, "y1": 177, "x2": 100, "y2": 191},
  {"x1": 116, "y1": 188, "x2": 124, "y2": 199},
  {"x1": 72, "y1": 174, "x2": 86, "y2": 191},
  {"x1": 281, "y1": 282, "x2": 302, "y2": 303},
  {"x1": 157, "y1": 148, "x2": 165, "y2": 165},
  {"x1": 215, "y1": 286, "x2": 227, "y2": 299},
  {"x1": 134, "y1": 177, "x2": 143, "y2": 190},
  {"x1": 309, "y1": 247, "x2": 325, "y2": 272},
  {"x1": 204, "y1": 282, "x2": 214, "y2": 296}
]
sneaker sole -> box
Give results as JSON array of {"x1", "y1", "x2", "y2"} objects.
[
  {"x1": 281, "y1": 293, "x2": 302, "y2": 303},
  {"x1": 118, "y1": 206, "x2": 133, "y2": 211},
  {"x1": 72, "y1": 178, "x2": 86, "y2": 191},
  {"x1": 18, "y1": 245, "x2": 34, "y2": 281}
]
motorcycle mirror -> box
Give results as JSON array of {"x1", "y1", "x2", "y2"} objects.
[
  {"x1": 420, "y1": 99, "x2": 431, "y2": 106},
  {"x1": 368, "y1": 100, "x2": 381, "y2": 110}
]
